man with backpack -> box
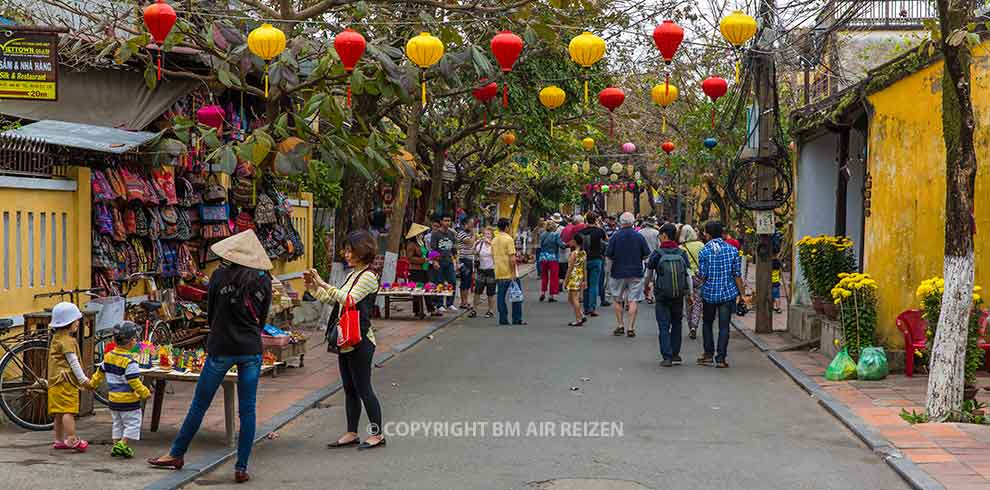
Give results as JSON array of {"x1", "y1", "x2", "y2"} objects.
[{"x1": 646, "y1": 223, "x2": 692, "y2": 367}]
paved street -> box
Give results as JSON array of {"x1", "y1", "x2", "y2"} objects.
[{"x1": 188, "y1": 276, "x2": 908, "y2": 490}]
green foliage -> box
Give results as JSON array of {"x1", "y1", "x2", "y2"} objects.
[
  {"x1": 796, "y1": 235, "x2": 857, "y2": 299},
  {"x1": 899, "y1": 409, "x2": 929, "y2": 424}
]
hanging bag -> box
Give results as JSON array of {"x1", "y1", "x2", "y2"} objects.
[
  {"x1": 203, "y1": 173, "x2": 227, "y2": 204},
  {"x1": 326, "y1": 269, "x2": 370, "y2": 354}
]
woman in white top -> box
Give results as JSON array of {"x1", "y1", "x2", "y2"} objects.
[{"x1": 469, "y1": 227, "x2": 497, "y2": 318}]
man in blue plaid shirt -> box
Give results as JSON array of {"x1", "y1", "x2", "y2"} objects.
[{"x1": 697, "y1": 221, "x2": 745, "y2": 368}]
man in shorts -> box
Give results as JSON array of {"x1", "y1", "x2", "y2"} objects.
[{"x1": 605, "y1": 212, "x2": 651, "y2": 337}]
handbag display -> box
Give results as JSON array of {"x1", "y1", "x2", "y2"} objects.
[{"x1": 203, "y1": 174, "x2": 227, "y2": 204}]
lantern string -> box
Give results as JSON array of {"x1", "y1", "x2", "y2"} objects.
[
  {"x1": 263, "y1": 64, "x2": 269, "y2": 97},
  {"x1": 502, "y1": 83, "x2": 508, "y2": 108},
  {"x1": 157, "y1": 52, "x2": 162, "y2": 80},
  {"x1": 347, "y1": 84, "x2": 352, "y2": 107},
  {"x1": 583, "y1": 79, "x2": 589, "y2": 107},
  {"x1": 420, "y1": 71, "x2": 427, "y2": 108}
]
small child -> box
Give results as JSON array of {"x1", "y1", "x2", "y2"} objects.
[
  {"x1": 564, "y1": 234, "x2": 587, "y2": 327},
  {"x1": 86, "y1": 321, "x2": 151, "y2": 458},
  {"x1": 772, "y1": 258, "x2": 783, "y2": 313},
  {"x1": 47, "y1": 302, "x2": 90, "y2": 452}
]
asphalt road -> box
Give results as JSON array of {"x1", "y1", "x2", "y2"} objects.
[{"x1": 188, "y1": 276, "x2": 908, "y2": 490}]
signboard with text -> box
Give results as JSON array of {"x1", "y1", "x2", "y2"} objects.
[{"x1": 0, "y1": 32, "x2": 58, "y2": 100}]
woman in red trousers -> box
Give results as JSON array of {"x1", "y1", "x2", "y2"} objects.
[{"x1": 538, "y1": 219, "x2": 563, "y2": 302}]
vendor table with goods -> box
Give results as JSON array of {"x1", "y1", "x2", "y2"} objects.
[
  {"x1": 378, "y1": 286, "x2": 454, "y2": 320},
  {"x1": 142, "y1": 363, "x2": 280, "y2": 447}
]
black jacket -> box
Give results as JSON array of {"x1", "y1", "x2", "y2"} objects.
[{"x1": 206, "y1": 263, "x2": 273, "y2": 356}]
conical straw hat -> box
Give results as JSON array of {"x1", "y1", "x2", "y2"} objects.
[
  {"x1": 210, "y1": 230, "x2": 274, "y2": 270},
  {"x1": 406, "y1": 223, "x2": 429, "y2": 239}
]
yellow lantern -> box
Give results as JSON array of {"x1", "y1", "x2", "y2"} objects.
[
  {"x1": 610, "y1": 162, "x2": 623, "y2": 174},
  {"x1": 501, "y1": 132, "x2": 516, "y2": 145},
  {"x1": 571, "y1": 163, "x2": 579, "y2": 173},
  {"x1": 405, "y1": 32, "x2": 445, "y2": 108},
  {"x1": 539, "y1": 85, "x2": 566, "y2": 136},
  {"x1": 650, "y1": 83, "x2": 679, "y2": 134},
  {"x1": 568, "y1": 32, "x2": 606, "y2": 106},
  {"x1": 719, "y1": 11, "x2": 757, "y2": 82},
  {"x1": 582, "y1": 161, "x2": 590, "y2": 173},
  {"x1": 581, "y1": 137, "x2": 595, "y2": 151},
  {"x1": 247, "y1": 23, "x2": 287, "y2": 97}
]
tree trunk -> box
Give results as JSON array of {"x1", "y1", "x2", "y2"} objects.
[
  {"x1": 427, "y1": 145, "x2": 445, "y2": 218},
  {"x1": 382, "y1": 109, "x2": 420, "y2": 288},
  {"x1": 926, "y1": 0, "x2": 978, "y2": 422}
]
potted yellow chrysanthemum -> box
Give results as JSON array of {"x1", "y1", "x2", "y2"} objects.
[
  {"x1": 831, "y1": 272, "x2": 879, "y2": 360},
  {"x1": 797, "y1": 235, "x2": 857, "y2": 320},
  {"x1": 915, "y1": 277, "x2": 984, "y2": 399}
]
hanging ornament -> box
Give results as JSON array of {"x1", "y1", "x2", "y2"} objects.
[
  {"x1": 472, "y1": 79, "x2": 499, "y2": 124},
  {"x1": 490, "y1": 30, "x2": 524, "y2": 107},
  {"x1": 661, "y1": 140, "x2": 675, "y2": 166},
  {"x1": 568, "y1": 32, "x2": 606, "y2": 106},
  {"x1": 704, "y1": 137, "x2": 718, "y2": 149},
  {"x1": 196, "y1": 104, "x2": 225, "y2": 133},
  {"x1": 594, "y1": 183, "x2": 602, "y2": 192},
  {"x1": 627, "y1": 183, "x2": 635, "y2": 191},
  {"x1": 720, "y1": 10, "x2": 758, "y2": 83},
  {"x1": 634, "y1": 170, "x2": 642, "y2": 180},
  {"x1": 610, "y1": 162, "x2": 623, "y2": 174},
  {"x1": 501, "y1": 132, "x2": 516, "y2": 145},
  {"x1": 598, "y1": 87, "x2": 625, "y2": 137},
  {"x1": 539, "y1": 85, "x2": 566, "y2": 136},
  {"x1": 701, "y1": 76, "x2": 728, "y2": 129},
  {"x1": 601, "y1": 184, "x2": 610, "y2": 193},
  {"x1": 406, "y1": 32, "x2": 445, "y2": 108},
  {"x1": 652, "y1": 20, "x2": 684, "y2": 90},
  {"x1": 333, "y1": 28, "x2": 367, "y2": 107},
  {"x1": 650, "y1": 83, "x2": 678, "y2": 134},
  {"x1": 621, "y1": 142, "x2": 636, "y2": 154},
  {"x1": 598, "y1": 165, "x2": 609, "y2": 176},
  {"x1": 248, "y1": 23, "x2": 287, "y2": 98},
  {"x1": 582, "y1": 137, "x2": 596, "y2": 151},
  {"x1": 609, "y1": 173, "x2": 619, "y2": 182},
  {"x1": 143, "y1": 0, "x2": 177, "y2": 81},
  {"x1": 583, "y1": 161, "x2": 591, "y2": 173},
  {"x1": 636, "y1": 178, "x2": 643, "y2": 186}
]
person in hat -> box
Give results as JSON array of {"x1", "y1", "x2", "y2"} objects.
[
  {"x1": 47, "y1": 302, "x2": 91, "y2": 452},
  {"x1": 149, "y1": 230, "x2": 273, "y2": 483},
  {"x1": 404, "y1": 223, "x2": 435, "y2": 319},
  {"x1": 86, "y1": 321, "x2": 151, "y2": 458}
]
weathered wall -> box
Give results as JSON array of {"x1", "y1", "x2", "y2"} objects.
[
  {"x1": 864, "y1": 44, "x2": 990, "y2": 347},
  {"x1": 793, "y1": 132, "x2": 839, "y2": 305}
]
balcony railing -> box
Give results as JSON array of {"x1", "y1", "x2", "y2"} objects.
[{"x1": 831, "y1": 0, "x2": 935, "y2": 29}]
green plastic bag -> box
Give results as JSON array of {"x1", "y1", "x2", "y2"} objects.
[
  {"x1": 825, "y1": 347, "x2": 858, "y2": 381},
  {"x1": 856, "y1": 347, "x2": 889, "y2": 381}
]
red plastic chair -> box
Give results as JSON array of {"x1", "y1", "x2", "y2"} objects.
[
  {"x1": 896, "y1": 309, "x2": 928, "y2": 377},
  {"x1": 979, "y1": 312, "x2": 990, "y2": 373}
]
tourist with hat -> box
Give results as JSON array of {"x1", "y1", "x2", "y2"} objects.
[
  {"x1": 149, "y1": 230, "x2": 273, "y2": 483},
  {"x1": 404, "y1": 223, "x2": 436, "y2": 318},
  {"x1": 47, "y1": 301, "x2": 91, "y2": 452}
]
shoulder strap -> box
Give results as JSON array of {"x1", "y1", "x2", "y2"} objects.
[{"x1": 683, "y1": 244, "x2": 699, "y2": 268}]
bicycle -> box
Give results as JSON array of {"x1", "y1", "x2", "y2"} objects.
[
  {"x1": 0, "y1": 318, "x2": 54, "y2": 431},
  {"x1": 118, "y1": 272, "x2": 174, "y2": 347}
]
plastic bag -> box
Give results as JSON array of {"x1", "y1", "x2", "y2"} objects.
[
  {"x1": 507, "y1": 281, "x2": 524, "y2": 303},
  {"x1": 856, "y1": 347, "x2": 889, "y2": 381},
  {"x1": 825, "y1": 347, "x2": 858, "y2": 381}
]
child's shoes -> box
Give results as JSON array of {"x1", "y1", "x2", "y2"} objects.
[
  {"x1": 67, "y1": 439, "x2": 89, "y2": 453},
  {"x1": 52, "y1": 440, "x2": 71, "y2": 450},
  {"x1": 111, "y1": 441, "x2": 134, "y2": 458}
]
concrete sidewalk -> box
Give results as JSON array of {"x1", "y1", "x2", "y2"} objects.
[{"x1": 734, "y1": 309, "x2": 990, "y2": 490}]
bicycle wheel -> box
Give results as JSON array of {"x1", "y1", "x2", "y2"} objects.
[
  {"x1": 0, "y1": 339, "x2": 54, "y2": 431},
  {"x1": 148, "y1": 321, "x2": 172, "y2": 346},
  {"x1": 91, "y1": 330, "x2": 114, "y2": 406}
]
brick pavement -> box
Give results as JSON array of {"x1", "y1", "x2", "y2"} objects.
[{"x1": 735, "y1": 308, "x2": 990, "y2": 489}]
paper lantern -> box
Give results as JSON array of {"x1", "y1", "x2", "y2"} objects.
[
  {"x1": 610, "y1": 162, "x2": 623, "y2": 174},
  {"x1": 652, "y1": 20, "x2": 684, "y2": 64},
  {"x1": 704, "y1": 137, "x2": 718, "y2": 149},
  {"x1": 651, "y1": 83, "x2": 678, "y2": 134},
  {"x1": 248, "y1": 23, "x2": 287, "y2": 97},
  {"x1": 593, "y1": 183, "x2": 602, "y2": 192},
  {"x1": 334, "y1": 28, "x2": 367, "y2": 107},
  {"x1": 634, "y1": 170, "x2": 641, "y2": 179},
  {"x1": 501, "y1": 132, "x2": 516, "y2": 145},
  {"x1": 539, "y1": 85, "x2": 566, "y2": 136},
  {"x1": 583, "y1": 161, "x2": 591, "y2": 172},
  {"x1": 568, "y1": 32, "x2": 606, "y2": 105},
  {"x1": 490, "y1": 30, "x2": 524, "y2": 107},
  {"x1": 609, "y1": 173, "x2": 618, "y2": 182},
  {"x1": 598, "y1": 87, "x2": 625, "y2": 137},
  {"x1": 661, "y1": 141, "x2": 675, "y2": 154},
  {"x1": 472, "y1": 78, "x2": 499, "y2": 124},
  {"x1": 702, "y1": 76, "x2": 728, "y2": 128},
  {"x1": 621, "y1": 142, "x2": 636, "y2": 154},
  {"x1": 627, "y1": 183, "x2": 635, "y2": 191},
  {"x1": 601, "y1": 185, "x2": 610, "y2": 193},
  {"x1": 143, "y1": 0, "x2": 177, "y2": 80},
  {"x1": 636, "y1": 178, "x2": 643, "y2": 186},
  {"x1": 406, "y1": 32, "x2": 445, "y2": 108},
  {"x1": 598, "y1": 165, "x2": 609, "y2": 176},
  {"x1": 720, "y1": 10, "x2": 757, "y2": 83},
  {"x1": 582, "y1": 137, "x2": 595, "y2": 151},
  {"x1": 196, "y1": 104, "x2": 225, "y2": 132}
]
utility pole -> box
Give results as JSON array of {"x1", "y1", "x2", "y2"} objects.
[{"x1": 751, "y1": 0, "x2": 777, "y2": 334}]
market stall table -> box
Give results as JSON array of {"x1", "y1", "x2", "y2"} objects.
[
  {"x1": 141, "y1": 364, "x2": 280, "y2": 447},
  {"x1": 378, "y1": 290, "x2": 454, "y2": 319}
]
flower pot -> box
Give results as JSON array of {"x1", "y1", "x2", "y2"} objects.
[
  {"x1": 811, "y1": 297, "x2": 826, "y2": 315},
  {"x1": 964, "y1": 385, "x2": 978, "y2": 401},
  {"x1": 821, "y1": 301, "x2": 840, "y2": 321}
]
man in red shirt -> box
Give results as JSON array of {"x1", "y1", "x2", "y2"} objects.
[{"x1": 560, "y1": 214, "x2": 586, "y2": 244}]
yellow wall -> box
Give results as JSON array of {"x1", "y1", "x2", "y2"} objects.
[
  {"x1": 864, "y1": 44, "x2": 990, "y2": 347},
  {"x1": 496, "y1": 193, "x2": 523, "y2": 234}
]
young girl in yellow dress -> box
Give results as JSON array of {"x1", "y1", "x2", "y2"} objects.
[
  {"x1": 47, "y1": 302, "x2": 91, "y2": 452},
  {"x1": 565, "y1": 233, "x2": 587, "y2": 326}
]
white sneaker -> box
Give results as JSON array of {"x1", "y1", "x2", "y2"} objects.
[
  {"x1": 436, "y1": 306, "x2": 447, "y2": 313},
  {"x1": 448, "y1": 305, "x2": 459, "y2": 312}
]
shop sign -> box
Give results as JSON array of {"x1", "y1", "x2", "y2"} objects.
[{"x1": 0, "y1": 32, "x2": 59, "y2": 100}]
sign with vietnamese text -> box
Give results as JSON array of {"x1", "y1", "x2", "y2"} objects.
[
  {"x1": 0, "y1": 32, "x2": 58, "y2": 100},
  {"x1": 755, "y1": 210, "x2": 774, "y2": 235}
]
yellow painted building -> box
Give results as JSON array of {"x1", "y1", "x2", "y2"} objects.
[{"x1": 791, "y1": 41, "x2": 990, "y2": 348}]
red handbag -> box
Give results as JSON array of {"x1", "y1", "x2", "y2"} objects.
[{"x1": 337, "y1": 295, "x2": 362, "y2": 348}]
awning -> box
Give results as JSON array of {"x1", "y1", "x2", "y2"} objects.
[
  {"x1": 3, "y1": 120, "x2": 159, "y2": 154},
  {"x1": 0, "y1": 68, "x2": 198, "y2": 130}
]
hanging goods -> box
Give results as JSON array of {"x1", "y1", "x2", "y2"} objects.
[
  {"x1": 405, "y1": 32, "x2": 445, "y2": 108},
  {"x1": 539, "y1": 85, "x2": 566, "y2": 136},
  {"x1": 661, "y1": 140, "x2": 675, "y2": 166},
  {"x1": 490, "y1": 30, "x2": 524, "y2": 107},
  {"x1": 500, "y1": 132, "x2": 516, "y2": 145},
  {"x1": 568, "y1": 32, "x2": 606, "y2": 106},
  {"x1": 142, "y1": 0, "x2": 177, "y2": 81},
  {"x1": 333, "y1": 28, "x2": 367, "y2": 107},
  {"x1": 247, "y1": 23, "x2": 287, "y2": 97}
]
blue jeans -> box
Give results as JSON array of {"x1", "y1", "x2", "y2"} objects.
[
  {"x1": 702, "y1": 300, "x2": 734, "y2": 362},
  {"x1": 496, "y1": 279, "x2": 523, "y2": 325},
  {"x1": 656, "y1": 298, "x2": 684, "y2": 360},
  {"x1": 583, "y1": 258, "x2": 603, "y2": 314},
  {"x1": 439, "y1": 259, "x2": 457, "y2": 307},
  {"x1": 170, "y1": 354, "x2": 261, "y2": 471}
]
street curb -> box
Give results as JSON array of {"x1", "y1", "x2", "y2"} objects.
[
  {"x1": 732, "y1": 320, "x2": 945, "y2": 490},
  {"x1": 730, "y1": 320, "x2": 772, "y2": 352}
]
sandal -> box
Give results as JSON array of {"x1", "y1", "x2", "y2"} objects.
[
  {"x1": 613, "y1": 326, "x2": 625, "y2": 336},
  {"x1": 467, "y1": 309, "x2": 477, "y2": 318},
  {"x1": 67, "y1": 439, "x2": 89, "y2": 453},
  {"x1": 568, "y1": 319, "x2": 586, "y2": 327},
  {"x1": 627, "y1": 329, "x2": 636, "y2": 338},
  {"x1": 484, "y1": 311, "x2": 494, "y2": 319}
]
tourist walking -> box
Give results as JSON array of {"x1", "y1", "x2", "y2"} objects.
[
  {"x1": 605, "y1": 212, "x2": 651, "y2": 337},
  {"x1": 470, "y1": 227, "x2": 497, "y2": 319},
  {"x1": 578, "y1": 212, "x2": 607, "y2": 318},
  {"x1": 564, "y1": 233, "x2": 588, "y2": 326},
  {"x1": 457, "y1": 217, "x2": 477, "y2": 311},
  {"x1": 646, "y1": 224, "x2": 692, "y2": 366},
  {"x1": 431, "y1": 214, "x2": 458, "y2": 310},
  {"x1": 404, "y1": 223, "x2": 435, "y2": 319},
  {"x1": 679, "y1": 224, "x2": 705, "y2": 339},
  {"x1": 148, "y1": 230, "x2": 273, "y2": 483},
  {"x1": 307, "y1": 230, "x2": 385, "y2": 450},
  {"x1": 555, "y1": 214, "x2": 570, "y2": 290},
  {"x1": 697, "y1": 221, "x2": 744, "y2": 368},
  {"x1": 639, "y1": 217, "x2": 661, "y2": 303},
  {"x1": 538, "y1": 220, "x2": 563, "y2": 302},
  {"x1": 600, "y1": 214, "x2": 618, "y2": 307},
  {"x1": 493, "y1": 218, "x2": 525, "y2": 325}
]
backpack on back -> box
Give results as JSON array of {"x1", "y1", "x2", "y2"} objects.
[{"x1": 653, "y1": 248, "x2": 689, "y2": 300}]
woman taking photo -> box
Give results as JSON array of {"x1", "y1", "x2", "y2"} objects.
[
  {"x1": 469, "y1": 227, "x2": 497, "y2": 319},
  {"x1": 305, "y1": 230, "x2": 385, "y2": 450},
  {"x1": 148, "y1": 230, "x2": 273, "y2": 483},
  {"x1": 404, "y1": 223, "x2": 434, "y2": 319}
]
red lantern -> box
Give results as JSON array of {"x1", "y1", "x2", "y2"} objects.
[
  {"x1": 627, "y1": 182, "x2": 635, "y2": 191},
  {"x1": 702, "y1": 76, "x2": 728, "y2": 128},
  {"x1": 490, "y1": 31, "x2": 524, "y2": 107},
  {"x1": 334, "y1": 28, "x2": 367, "y2": 107},
  {"x1": 598, "y1": 87, "x2": 625, "y2": 137},
  {"x1": 143, "y1": 0, "x2": 177, "y2": 80},
  {"x1": 652, "y1": 20, "x2": 684, "y2": 64},
  {"x1": 593, "y1": 183, "x2": 602, "y2": 192},
  {"x1": 196, "y1": 104, "x2": 226, "y2": 132},
  {"x1": 472, "y1": 79, "x2": 499, "y2": 125},
  {"x1": 661, "y1": 140, "x2": 675, "y2": 165}
]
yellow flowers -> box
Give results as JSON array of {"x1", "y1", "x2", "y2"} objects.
[
  {"x1": 915, "y1": 277, "x2": 944, "y2": 300},
  {"x1": 796, "y1": 234, "x2": 854, "y2": 250},
  {"x1": 830, "y1": 272, "x2": 878, "y2": 305}
]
